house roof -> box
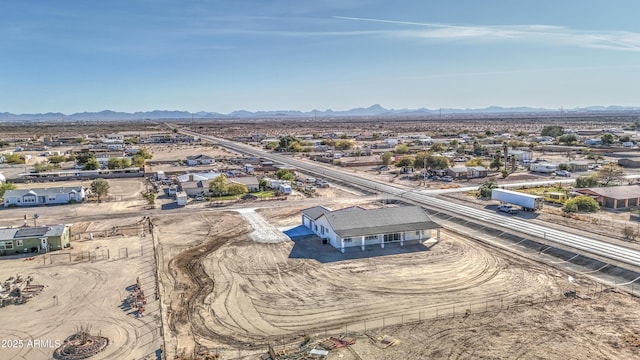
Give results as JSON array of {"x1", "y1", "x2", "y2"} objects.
[
  {"x1": 576, "y1": 185, "x2": 640, "y2": 200},
  {"x1": 229, "y1": 176, "x2": 259, "y2": 186},
  {"x1": 186, "y1": 154, "x2": 215, "y2": 160},
  {"x1": 449, "y1": 167, "x2": 468, "y2": 173},
  {"x1": 319, "y1": 206, "x2": 439, "y2": 238},
  {"x1": 301, "y1": 206, "x2": 332, "y2": 220},
  {"x1": 177, "y1": 172, "x2": 220, "y2": 182},
  {"x1": 3, "y1": 187, "x2": 84, "y2": 198},
  {"x1": 0, "y1": 225, "x2": 67, "y2": 242},
  {"x1": 181, "y1": 180, "x2": 205, "y2": 190}
]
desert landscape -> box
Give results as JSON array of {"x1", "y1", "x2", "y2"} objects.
[{"x1": 1, "y1": 116, "x2": 640, "y2": 360}]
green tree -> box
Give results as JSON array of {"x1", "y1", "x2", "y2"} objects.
[
  {"x1": 335, "y1": 140, "x2": 354, "y2": 150},
  {"x1": 562, "y1": 196, "x2": 600, "y2": 213},
  {"x1": 47, "y1": 155, "x2": 66, "y2": 164},
  {"x1": 489, "y1": 157, "x2": 503, "y2": 170},
  {"x1": 558, "y1": 134, "x2": 578, "y2": 145},
  {"x1": 597, "y1": 163, "x2": 625, "y2": 186},
  {"x1": 430, "y1": 143, "x2": 446, "y2": 153},
  {"x1": 75, "y1": 152, "x2": 95, "y2": 166},
  {"x1": 83, "y1": 157, "x2": 100, "y2": 170},
  {"x1": 465, "y1": 157, "x2": 487, "y2": 167},
  {"x1": 395, "y1": 156, "x2": 414, "y2": 168},
  {"x1": 258, "y1": 178, "x2": 268, "y2": 191},
  {"x1": 124, "y1": 137, "x2": 139, "y2": 145},
  {"x1": 576, "y1": 174, "x2": 599, "y2": 188},
  {"x1": 264, "y1": 141, "x2": 279, "y2": 150},
  {"x1": 478, "y1": 180, "x2": 497, "y2": 198},
  {"x1": 90, "y1": 178, "x2": 110, "y2": 203},
  {"x1": 121, "y1": 157, "x2": 132, "y2": 168},
  {"x1": 395, "y1": 144, "x2": 409, "y2": 154},
  {"x1": 132, "y1": 154, "x2": 146, "y2": 167},
  {"x1": 4, "y1": 153, "x2": 24, "y2": 164},
  {"x1": 107, "y1": 157, "x2": 122, "y2": 169},
  {"x1": 472, "y1": 141, "x2": 485, "y2": 156},
  {"x1": 619, "y1": 135, "x2": 631, "y2": 143},
  {"x1": 557, "y1": 163, "x2": 570, "y2": 171},
  {"x1": 416, "y1": 154, "x2": 449, "y2": 170},
  {"x1": 0, "y1": 182, "x2": 17, "y2": 197},
  {"x1": 541, "y1": 125, "x2": 564, "y2": 138},
  {"x1": 279, "y1": 136, "x2": 300, "y2": 151},
  {"x1": 227, "y1": 183, "x2": 248, "y2": 196},
  {"x1": 600, "y1": 133, "x2": 615, "y2": 145},
  {"x1": 138, "y1": 147, "x2": 153, "y2": 159},
  {"x1": 381, "y1": 152, "x2": 393, "y2": 165},
  {"x1": 33, "y1": 160, "x2": 59, "y2": 173},
  {"x1": 275, "y1": 169, "x2": 295, "y2": 181},
  {"x1": 209, "y1": 174, "x2": 228, "y2": 196}
]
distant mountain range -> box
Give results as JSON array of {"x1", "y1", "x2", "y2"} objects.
[{"x1": 2, "y1": 104, "x2": 640, "y2": 121}]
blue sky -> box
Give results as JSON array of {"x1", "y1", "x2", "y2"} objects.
[{"x1": 2, "y1": 0, "x2": 640, "y2": 114}]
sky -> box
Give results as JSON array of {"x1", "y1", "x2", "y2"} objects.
[{"x1": 2, "y1": 0, "x2": 640, "y2": 114}]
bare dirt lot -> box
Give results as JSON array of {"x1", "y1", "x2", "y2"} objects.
[
  {"x1": 0, "y1": 220, "x2": 162, "y2": 360},
  {"x1": 155, "y1": 201, "x2": 640, "y2": 360}
]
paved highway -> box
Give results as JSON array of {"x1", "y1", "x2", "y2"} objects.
[{"x1": 180, "y1": 128, "x2": 640, "y2": 269}]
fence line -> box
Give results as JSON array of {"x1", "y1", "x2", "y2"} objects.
[{"x1": 213, "y1": 285, "x2": 620, "y2": 359}]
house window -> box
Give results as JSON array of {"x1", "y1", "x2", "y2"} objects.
[
  {"x1": 383, "y1": 233, "x2": 401, "y2": 242},
  {"x1": 343, "y1": 238, "x2": 352, "y2": 243},
  {"x1": 0, "y1": 242, "x2": 4, "y2": 249},
  {"x1": 321, "y1": 225, "x2": 325, "y2": 235},
  {"x1": 365, "y1": 235, "x2": 377, "y2": 240},
  {"x1": 16, "y1": 240, "x2": 23, "y2": 247},
  {"x1": 48, "y1": 196, "x2": 57, "y2": 201},
  {"x1": 4, "y1": 241, "x2": 13, "y2": 250},
  {"x1": 314, "y1": 225, "x2": 318, "y2": 231},
  {"x1": 23, "y1": 196, "x2": 36, "y2": 203}
]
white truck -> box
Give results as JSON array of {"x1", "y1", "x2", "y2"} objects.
[{"x1": 491, "y1": 188, "x2": 543, "y2": 211}]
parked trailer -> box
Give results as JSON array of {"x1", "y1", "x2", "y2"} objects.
[
  {"x1": 491, "y1": 188, "x2": 543, "y2": 211},
  {"x1": 529, "y1": 163, "x2": 557, "y2": 174}
]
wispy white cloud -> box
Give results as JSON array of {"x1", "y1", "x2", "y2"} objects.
[{"x1": 333, "y1": 16, "x2": 640, "y2": 51}]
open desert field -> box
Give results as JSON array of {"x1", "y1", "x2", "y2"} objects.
[
  {"x1": 154, "y1": 200, "x2": 640, "y2": 360},
  {"x1": 2, "y1": 118, "x2": 640, "y2": 360}
]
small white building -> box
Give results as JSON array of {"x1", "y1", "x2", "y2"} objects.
[
  {"x1": 176, "y1": 191, "x2": 188, "y2": 206},
  {"x1": 185, "y1": 154, "x2": 215, "y2": 166},
  {"x1": 301, "y1": 206, "x2": 440, "y2": 253}
]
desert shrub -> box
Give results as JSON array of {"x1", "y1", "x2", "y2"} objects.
[{"x1": 562, "y1": 196, "x2": 599, "y2": 213}]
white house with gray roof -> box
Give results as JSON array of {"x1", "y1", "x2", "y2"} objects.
[
  {"x1": 3, "y1": 186, "x2": 85, "y2": 207},
  {"x1": 301, "y1": 205, "x2": 440, "y2": 253}
]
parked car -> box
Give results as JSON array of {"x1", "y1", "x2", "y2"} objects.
[
  {"x1": 555, "y1": 170, "x2": 571, "y2": 177},
  {"x1": 498, "y1": 204, "x2": 518, "y2": 214},
  {"x1": 441, "y1": 176, "x2": 453, "y2": 182},
  {"x1": 195, "y1": 194, "x2": 204, "y2": 201},
  {"x1": 431, "y1": 176, "x2": 441, "y2": 181}
]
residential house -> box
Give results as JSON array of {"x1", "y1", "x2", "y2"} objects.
[
  {"x1": 618, "y1": 158, "x2": 640, "y2": 168},
  {"x1": 573, "y1": 185, "x2": 640, "y2": 209},
  {"x1": 229, "y1": 176, "x2": 260, "y2": 192},
  {"x1": 0, "y1": 225, "x2": 70, "y2": 254},
  {"x1": 180, "y1": 180, "x2": 207, "y2": 197},
  {"x1": 447, "y1": 167, "x2": 469, "y2": 180},
  {"x1": 3, "y1": 187, "x2": 86, "y2": 207},
  {"x1": 301, "y1": 206, "x2": 440, "y2": 253},
  {"x1": 446, "y1": 166, "x2": 487, "y2": 179},
  {"x1": 568, "y1": 161, "x2": 591, "y2": 172},
  {"x1": 185, "y1": 154, "x2": 215, "y2": 166}
]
